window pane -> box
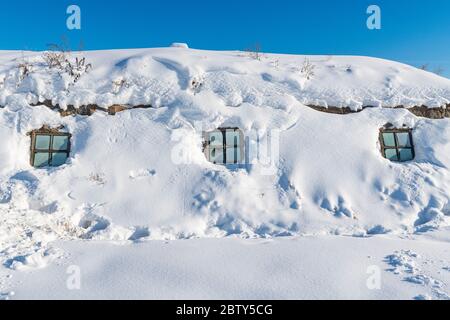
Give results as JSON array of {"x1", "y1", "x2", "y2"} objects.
[
  {"x1": 384, "y1": 149, "x2": 398, "y2": 161},
  {"x1": 382, "y1": 133, "x2": 396, "y2": 147},
  {"x1": 33, "y1": 152, "x2": 49, "y2": 167},
  {"x1": 226, "y1": 147, "x2": 241, "y2": 164},
  {"x1": 399, "y1": 148, "x2": 414, "y2": 161},
  {"x1": 209, "y1": 147, "x2": 224, "y2": 164},
  {"x1": 51, "y1": 152, "x2": 68, "y2": 166},
  {"x1": 208, "y1": 132, "x2": 223, "y2": 147},
  {"x1": 35, "y1": 135, "x2": 51, "y2": 150},
  {"x1": 52, "y1": 135, "x2": 69, "y2": 151},
  {"x1": 396, "y1": 132, "x2": 411, "y2": 148},
  {"x1": 225, "y1": 130, "x2": 241, "y2": 147}
]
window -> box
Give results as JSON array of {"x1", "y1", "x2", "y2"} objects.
[
  {"x1": 379, "y1": 127, "x2": 414, "y2": 162},
  {"x1": 29, "y1": 126, "x2": 71, "y2": 168},
  {"x1": 204, "y1": 128, "x2": 244, "y2": 164}
]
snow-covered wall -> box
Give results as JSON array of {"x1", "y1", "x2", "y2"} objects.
[{"x1": 0, "y1": 47, "x2": 449, "y2": 249}]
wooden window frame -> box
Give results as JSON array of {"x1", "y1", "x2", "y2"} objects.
[
  {"x1": 379, "y1": 128, "x2": 415, "y2": 162},
  {"x1": 29, "y1": 128, "x2": 72, "y2": 168},
  {"x1": 203, "y1": 127, "x2": 245, "y2": 164}
]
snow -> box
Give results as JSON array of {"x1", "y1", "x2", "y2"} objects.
[
  {"x1": 170, "y1": 43, "x2": 189, "y2": 49},
  {"x1": 1, "y1": 233, "x2": 449, "y2": 300},
  {"x1": 0, "y1": 47, "x2": 449, "y2": 299},
  {"x1": 1, "y1": 48, "x2": 449, "y2": 110}
]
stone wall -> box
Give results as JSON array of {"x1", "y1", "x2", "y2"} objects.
[{"x1": 307, "y1": 104, "x2": 450, "y2": 119}]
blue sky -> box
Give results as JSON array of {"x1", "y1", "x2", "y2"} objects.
[{"x1": 1, "y1": 0, "x2": 449, "y2": 77}]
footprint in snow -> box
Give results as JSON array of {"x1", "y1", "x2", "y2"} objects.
[
  {"x1": 384, "y1": 250, "x2": 450, "y2": 300},
  {"x1": 129, "y1": 169, "x2": 156, "y2": 180},
  {"x1": 0, "y1": 292, "x2": 14, "y2": 300}
]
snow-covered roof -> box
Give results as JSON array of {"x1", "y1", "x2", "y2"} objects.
[{"x1": 0, "y1": 47, "x2": 449, "y2": 112}]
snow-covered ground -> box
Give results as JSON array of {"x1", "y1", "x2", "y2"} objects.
[
  {"x1": 1, "y1": 232, "x2": 449, "y2": 300},
  {"x1": 0, "y1": 47, "x2": 449, "y2": 299}
]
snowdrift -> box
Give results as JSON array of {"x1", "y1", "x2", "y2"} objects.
[
  {"x1": 0, "y1": 47, "x2": 450, "y2": 269},
  {"x1": 1, "y1": 48, "x2": 449, "y2": 111}
]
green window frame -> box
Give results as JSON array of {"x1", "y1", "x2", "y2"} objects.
[
  {"x1": 379, "y1": 128, "x2": 415, "y2": 162},
  {"x1": 30, "y1": 131, "x2": 71, "y2": 168},
  {"x1": 203, "y1": 128, "x2": 244, "y2": 164}
]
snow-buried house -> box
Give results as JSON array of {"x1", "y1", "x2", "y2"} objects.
[{"x1": 0, "y1": 47, "x2": 450, "y2": 240}]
